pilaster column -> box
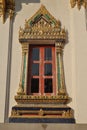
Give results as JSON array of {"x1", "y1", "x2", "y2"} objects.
[
  {"x1": 24, "y1": 44, "x2": 29, "y2": 94},
  {"x1": 17, "y1": 43, "x2": 28, "y2": 95},
  {"x1": 56, "y1": 42, "x2": 67, "y2": 95}
]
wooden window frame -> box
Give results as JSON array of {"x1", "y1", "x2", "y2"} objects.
[{"x1": 27, "y1": 44, "x2": 56, "y2": 96}]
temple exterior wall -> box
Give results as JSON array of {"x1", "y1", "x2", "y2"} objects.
[{"x1": 0, "y1": 0, "x2": 87, "y2": 123}]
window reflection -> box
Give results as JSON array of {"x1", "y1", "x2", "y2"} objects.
[
  {"x1": 31, "y1": 78, "x2": 39, "y2": 93},
  {"x1": 44, "y1": 79, "x2": 53, "y2": 93},
  {"x1": 32, "y1": 63, "x2": 39, "y2": 76},
  {"x1": 44, "y1": 63, "x2": 52, "y2": 76},
  {"x1": 32, "y1": 48, "x2": 39, "y2": 61},
  {"x1": 45, "y1": 48, "x2": 52, "y2": 61}
]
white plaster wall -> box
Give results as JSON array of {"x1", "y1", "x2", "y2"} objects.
[
  {"x1": 0, "y1": 19, "x2": 9, "y2": 122},
  {"x1": 0, "y1": 0, "x2": 87, "y2": 123},
  {"x1": 70, "y1": 7, "x2": 87, "y2": 123}
]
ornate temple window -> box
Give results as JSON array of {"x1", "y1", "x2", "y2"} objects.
[
  {"x1": 9, "y1": 5, "x2": 75, "y2": 123},
  {"x1": 17, "y1": 5, "x2": 67, "y2": 98}
]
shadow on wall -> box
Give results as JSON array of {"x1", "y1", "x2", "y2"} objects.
[
  {"x1": 15, "y1": 0, "x2": 40, "y2": 13},
  {"x1": 66, "y1": 30, "x2": 69, "y2": 44}
]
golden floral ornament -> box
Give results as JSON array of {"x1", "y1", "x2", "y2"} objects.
[
  {"x1": 70, "y1": 0, "x2": 87, "y2": 10},
  {"x1": 39, "y1": 109, "x2": 44, "y2": 116}
]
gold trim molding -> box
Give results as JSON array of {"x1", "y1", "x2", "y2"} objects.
[
  {"x1": 70, "y1": 0, "x2": 87, "y2": 10},
  {"x1": 15, "y1": 95, "x2": 70, "y2": 104},
  {"x1": 0, "y1": 0, "x2": 15, "y2": 23}
]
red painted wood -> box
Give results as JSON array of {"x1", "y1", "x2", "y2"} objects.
[{"x1": 40, "y1": 46, "x2": 44, "y2": 95}]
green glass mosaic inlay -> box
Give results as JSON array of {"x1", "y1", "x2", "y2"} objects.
[
  {"x1": 22, "y1": 54, "x2": 26, "y2": 89},
  {"x1": 57, "y1": 54, "x2": 61, "y2": 89}
]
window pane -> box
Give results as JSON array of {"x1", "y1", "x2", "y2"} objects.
[
  {"x1": 45, "y1": 48, "x2": 52, "y2": 60},
  {"x1": 44, "y1": 63, "x2": 52, "y2": 76},
  {"x1": 44, "y1": 79, "x2": 53, "y2": 93},
  {"x1": 31, "y1": 78, "x2": 39, "y2": 93},
  {"x1": 32, "y1": 48, "x2": 39, "y2": 61},
  {"x1": 32, "y1": 63, "x2": 39, "y2": 76}
]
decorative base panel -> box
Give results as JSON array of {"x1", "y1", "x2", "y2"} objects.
[{"x1": 9, "y1": 104, "x2": 75, "y2": 123}]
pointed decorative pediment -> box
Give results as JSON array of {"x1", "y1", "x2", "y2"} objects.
[
  {"x1": 27, "y1": 4, "x2": 59, "y2": 27},
  {"x1": 19, "y1": 5, "x2": 66, "y2": 42}
]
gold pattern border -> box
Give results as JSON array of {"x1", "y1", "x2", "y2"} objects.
[{"x1": 15, "y1": 95, "x2": 70, "y2": 104}]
